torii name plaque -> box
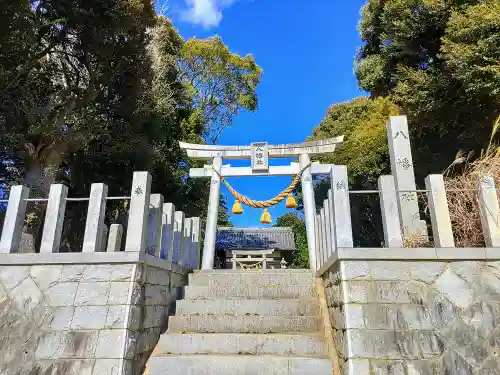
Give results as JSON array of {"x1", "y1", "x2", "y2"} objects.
[{"x1": 251, "y1": 142, "x2": 269, "y2": 172}]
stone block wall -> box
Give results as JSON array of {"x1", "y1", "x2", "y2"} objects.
[
  {"x1": 322, "y1": 254, "x2": 500, "y2": 375},
  {"x1": 0, "y1": 255, "x2": 187, "y2": 375}
]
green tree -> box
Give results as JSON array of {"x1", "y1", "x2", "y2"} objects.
[
  {"x1": 274, "y1": 213, "x2": 309, "y2": 269},
  {"x1": 309, "y1": 96, "x2": 400, "y2": 186},
  {"x1": 356, "y1": 0, "x2": 500, "y2": 179},
  {"x1": 0, "y1": 6, "x2": 246, "y2": 252},
  {"x1": 304, "y1": 96, "x2": 400, "y2": 246},
  {"x1": 179, "y1": 36, "x2": 263, "y2": 143},
  {"x1": 0, "y1": 0, "x2": 160, "y2": 251}
]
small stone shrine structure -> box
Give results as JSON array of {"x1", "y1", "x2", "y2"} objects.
[{"x1": 215, "y1": 227, "x2": 296, "y2": 269}]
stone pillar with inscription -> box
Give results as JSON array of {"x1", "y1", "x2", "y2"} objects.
[{"x1": 387, "y1": 116, "x2": 428, "y2": 240}]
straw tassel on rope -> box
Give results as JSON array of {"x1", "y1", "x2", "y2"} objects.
[{"x1": 212, "y1": 163, "x2": 310, "y2": 224}]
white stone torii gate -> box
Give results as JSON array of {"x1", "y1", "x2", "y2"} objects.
[{"x1": 179, "y1": 137, "x2": 344, "y2": 270}]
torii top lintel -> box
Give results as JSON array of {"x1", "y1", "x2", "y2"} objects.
[{"x1": 179, "y1": 136, "x2": 345, "y2": 160}]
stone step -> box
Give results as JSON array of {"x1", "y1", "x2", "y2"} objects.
[
  {"x1": 176, "y1": 298, "x2": 319, "y2": 316},
  {"x1": 184, "y1": 285, "x2": 316, "y2": 299},
  {"x1": 189, "y1": 270, "x2": 315, "y2": 287},
  {"x1": 148, "y1": 354, "x2": 333, "y2": 375},
  {"x1": 156, "y1": 333, "x2": 327, "y2": 356},
  {"x1": 168, "y1": 315, "x2": 319, "y2": 333}
]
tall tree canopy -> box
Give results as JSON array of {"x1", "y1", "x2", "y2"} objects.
[
  {"x1": 355, "y1": 0, "x2": 500, "y2": 178},
  {"x1": 179, "y1": 36, "x2": 263, "y2": 143},
  {"x1": 0, "y1": 2, "x2": 260, "y2": 252},
  {"x1": 309, "y1": 96, "x2": 400, "y2": 187}
]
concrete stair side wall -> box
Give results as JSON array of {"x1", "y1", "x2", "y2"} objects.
[
  {"x1": 0, "y1": 254, "x2": 189, "y2": 375},
  {"x1": 320, "y1": 257, "x2": 500, "y2": 375}
]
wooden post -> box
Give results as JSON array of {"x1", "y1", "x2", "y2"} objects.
[
  {"x1": 425, "y1": 174, "x2": 455, "y2": 247},
  {"x1": 82, "y1": 183, "x2": 108, "y2": 253},
  {"x1": 40, "y1": 184, "x2": 68, "y2": 253},
  {"x1": 0, "y1": 186, "x2": 29, "y2": 253}
]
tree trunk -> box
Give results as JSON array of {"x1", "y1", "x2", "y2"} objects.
[{"x1": 19, "y1": 146, "x2": 63, "y2": 253}]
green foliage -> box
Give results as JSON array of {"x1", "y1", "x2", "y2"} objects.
[
  {"x1": 441, "y1": 0, "x2": 500, "y2": 98},
  {"x1": 356, "y1": 0, "x2": 500, "y2": 178},
  {"x1": 301, "y1": 96, "x2": 400, "y2": 247},
  {"x1": 179, "y1": 36, "x2": 263, "y2": 143},
  {"x1": 274, "y1": 213, "x2": 309, "y2": 269},
  {"x1": 0, "y1": 3, "x2": 250, "y2": 251},
  {"x1": 310, "y1": 96, "x2": 400, "y2": 186}
]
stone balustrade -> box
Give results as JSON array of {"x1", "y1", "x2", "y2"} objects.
[
  {"x1": 314, "y1": 169, "x2": 500, "y2": 273},
  {"x1": 0, "y1": 171, "x2": 201, "y2": 268},
  {"x1": 0, "y1": 171, "x2": 200, "y2": 375}
]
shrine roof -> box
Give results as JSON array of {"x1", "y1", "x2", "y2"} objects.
[{"x1": 215, "y1": 227, "x2": 296, "y2": 251}]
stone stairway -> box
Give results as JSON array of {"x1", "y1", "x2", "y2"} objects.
[{"x1": 148, "y1": 270, "x2": 333, "y2": 375}]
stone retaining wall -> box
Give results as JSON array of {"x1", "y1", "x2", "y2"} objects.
[
  {"x1": 0, "y1": 253, "x2": 188, "y2": 375},
  {"x1": 321, "y1": 249, "x2": 500, "y2": 375}
]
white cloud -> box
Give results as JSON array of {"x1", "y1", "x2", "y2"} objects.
[{"x1": 183, "y1": 0, "x2": 235, "y2": 28}]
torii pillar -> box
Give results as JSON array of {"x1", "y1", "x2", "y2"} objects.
[{"x1": 179, "y1": 137, "x2": 344, "y2": 270}]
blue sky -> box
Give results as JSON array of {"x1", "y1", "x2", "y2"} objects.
[{"x1": 164, "y1": 0, "x2": 365, "y2": 227}]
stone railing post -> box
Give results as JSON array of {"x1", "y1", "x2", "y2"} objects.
[
  {"x1": 327, "y1": 189, "x2": 336, "y2": 254},
  {"x1": 160, "y1": 203, "x2": 175, "y2": 261},
  {"x1": 320, "y1": 207, "x2": 327, "y2": 266},
  {"x1": 425, "y1": 174, "x2": 455, "y2": 247},
  {"x1": 107, "y1": 224, "x2": 123, "y2": 252},
  {"x1": 0, "y1": 185, "x2": 29, "y2": 253},
  {"x1": 125, "y1": 172, "x2": 152, "y2": 252},
  {"x1": 190, "y1": 217, "x2": 201, "y2": 269},
  {"x1": 316, "y1": 208, "x2": 325, "y2": 269},
  {"x1": 323, "y1": 199, "x2": 332, "y2": 261},
  {"x1": 40, "y1": 184, "x2": 68, "y2": 253},
  {"x1": 146, "y1": 194, "x2": 164, "y2": 256},
  {"x1": 478, "y1": 174, "x2": 500, "y2": 247},
  {"x1": 181, "y1": 218, "x2": 192, "y2": 267},
  {"x1": 378, "y1": 175, "x2": 404, "y2": 248},
  {"x1": 330, "y1": 166, "x2": 353, "y2": 248},
  {"x1": 314, "y1": 215, "x2": 321, "y2": 271},
  {"x1": 82, "y1": 183, "x2": 108, "y2": 253},
  {"x1": 172, "y1": 211, "x2": 185, "y2": 264}
]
